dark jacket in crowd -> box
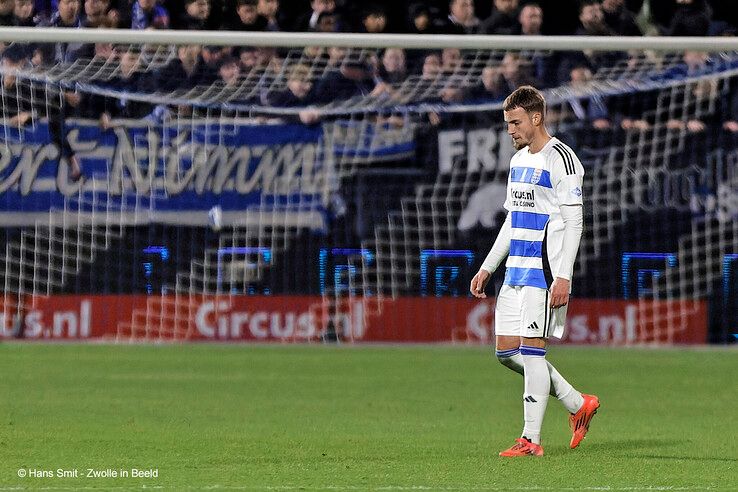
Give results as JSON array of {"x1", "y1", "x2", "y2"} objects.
[
  {"x1": 312, "y1": 68, "x2": 375, "y2": 105},
  {"x1": 477, "y1": 9, "x2": 520, "y2": 35},
  {"x1": 667, "y1": 0, "x2": 711, "y2": 36}
]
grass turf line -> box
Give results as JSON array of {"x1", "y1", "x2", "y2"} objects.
[{"x1": 0, "y1": 344, "x2": 735, "y2": 490}]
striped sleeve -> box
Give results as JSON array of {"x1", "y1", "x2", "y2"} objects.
[{"x1": 550, "y1": 143, "x2": 584, "y2": 206}]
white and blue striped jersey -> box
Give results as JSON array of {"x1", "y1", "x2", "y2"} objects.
[{"x1": 502, "y1": 137, "x2": 585, "y2": 289}]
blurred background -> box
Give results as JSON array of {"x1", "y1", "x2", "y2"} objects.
[{"x1": 0, "y1": 0, "x2": 736, "y2": 346}]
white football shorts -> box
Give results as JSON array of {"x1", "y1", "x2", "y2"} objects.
[{"x1": 494, "y1": 284, "x2": 567, "y2": 339}]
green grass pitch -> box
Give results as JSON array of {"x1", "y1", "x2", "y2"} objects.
[{"x1": 0, "y1": 343, "x2": 736, "y2": 490}]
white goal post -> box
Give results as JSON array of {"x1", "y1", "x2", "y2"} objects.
[{"x1": 2, "y1": 27, "x2": 738, "y2": 51}]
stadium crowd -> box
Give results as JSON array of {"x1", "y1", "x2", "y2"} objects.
[
  {"x1": 0, "y1": 0, "x2": 735, "y2": 36},
  {"x1": 1, "y1": 0, "x2": 738, "y2": 157}
]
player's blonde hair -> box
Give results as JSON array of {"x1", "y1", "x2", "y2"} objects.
[{"x1": 503, "y1": 85, "x2": 546, "y2": 119}]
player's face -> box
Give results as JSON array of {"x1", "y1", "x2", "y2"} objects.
[{"x1": 504, "y1": 107, "x2": 538, "y2": 150}]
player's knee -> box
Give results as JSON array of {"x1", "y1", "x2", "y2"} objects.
[{"x1": 495, "y1": 347, "x2": 524, "y2": 375}]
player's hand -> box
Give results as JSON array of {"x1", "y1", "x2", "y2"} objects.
[
  {"x1": 549, "y1": 277, "x2": 570, "y2": 309},
  {"x1": 470, "y1": 269, "x2": 491, "y2": 299}
]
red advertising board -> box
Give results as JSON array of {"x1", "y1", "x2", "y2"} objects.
[{"x1": 0, "y1": 295, "x2": 708, "y2": 345}]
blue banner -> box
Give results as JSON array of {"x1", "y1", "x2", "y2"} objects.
[{"x1": 0, "y1": 120, "x2": 327, "y2": 228}]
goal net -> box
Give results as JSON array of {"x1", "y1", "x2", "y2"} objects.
[{"x1": 0, "y1": 29, "x2": 735, "y2": 344}]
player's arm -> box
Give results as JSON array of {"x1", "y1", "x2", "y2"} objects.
[
  {"x1": 549, "y1": 204, "x2": 583, "y2": 308},
  {"x1": 549, "y1": 144, "x2": 585, "y2": 308},
  {"x1": 470, "y1": 213, "x2": 511, "y2": 298}
]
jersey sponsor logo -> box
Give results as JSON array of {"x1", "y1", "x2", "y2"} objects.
[
  {"x1": 512, "y1": 189, "x2": 535, "y2": 201},
  {"x1": 571, "y1": 187, "x2": 582, "y2": 197},
  {"x1": 511, "y1": 188, "x2": 536, "y2": 208}
]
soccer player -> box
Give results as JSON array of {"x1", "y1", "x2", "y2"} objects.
[{"x1": 469, "y1": 86, "x2": 599, "y2": 457}]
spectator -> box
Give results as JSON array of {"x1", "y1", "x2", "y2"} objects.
[
  {"x1": 14, "y1": 0, "x2": 36, "y2": 26},
  {"x1": 70, "y1": 17, "x2": 117, "y2": 60},
  {"x1": 72, "y1": 42, "x2": 117, "y2": 121},
  {"x1": 662, "y1": 50, "x2": 716, "y2": 79},
  {"x1": 226, "y1": 0, "x2": 267, "y2": 31},
  {"x1": 103, "y1": 48, "x2": 155, "y2": 122},
  {"x1": 567, "y1": 64, "x2": 611, "y2": 129},
  {"x1": 1, "y1": 45, "x2": 34, "y2": 127},
  {"x1": 515, "y1": 3, "x2": 559, "y2": 86},
  {"x1": 256, "y1": 0, "x2": 280, "y2": 31},
  {"x1": 237, "y1": 45, "x2": 259, "y2": 72},
  {"x1": 421, "y1": 52, "x2": 441, "y2": 81},
  {"x1": 405, "y1": 52, "x2": 444, "y2": 116},
  {"x1": 601, "y1": 0, "x2": 642, "y2": 36},
  {"x1": 326, "y1": 46, "x2": 346, "y2": 68},
  {"x1": 82, "y1": 0, "x2": 111, "y2": 27},
  {"x1": 493, "y1": 51, "x2": 539, "y2": 94},
  {"x1": 464, "y1": 65, "x2": 505, "y2": 102},
  {"x1": 719, "y1": 78, "x2": 738, "y2": 152},
  {"x1": 49, "y1": 0, "x2": 81, "y2": 28},
  {"x1": 1, "y1": 44, "x2": 83, "y2": 181},
  {"x1": 478, "y1": 0, "x2": 520, "y2": 35},
  {"x1": 131, "y1": 0, "x2": 169, "y2": 29},
  {"x1": 155, "y1": 44, "x2": 207, "y2": 91},
  {"x1": 413, "y1": 51, "x2": 464, "y2": 126},
  {"x1": 378, "y1": 48, "x2": 406, "y2": 85},
  {"x1": 519, "y1": 3, "x2": 542, "y2": 35},
  {"x1": 175, "y1": 0, "x2": 209, "y2": 30},
  {"x1": 540, "y1": 63, "x2": 611, "y2": 149},
  {"x1": 254, "y1": 45, "x2": 280, "y2": 72},
  {"x1": 312, "y1": 56, "x2": 376, "y2": 105},
  {"x1": 107, "y1": 0, "x2": 125, "y2": 27},
  {"x1": 266, "y1": 63, "x2": 314, "y2": 107},
  {"x1": 576, "y1": 0, "x2": 615, "y2": 35},
  {"x1": 446, "y1": 0, "x2": 480, "y2": 34},
  {"x1": 31, "y1": 44, "x2": 56, "y2": 67},
  {"x1": 293, "y1": 0, "x2": 335, "y2": 32},
  {"x1": 311, "y1": 10, "x2": 337, "y2": 32},
  {"x1": 662, "y1": 52, "x2": 718, "y2": 134},
  {"x1": 405, "y1": 3, "x2": 443, "y2": 73},
  {"x1": 406, "y1": 2, "x2": 438, "y2": 34},
  {"x1": 217, "y1": 55, "x2": 240, "y2": 86},
  {"x1": 194, "y1": 45, "x2": 228, "y2": 85},
  {"x1": 360, "y1": 4, "x2": 386, "y2": 33},
  {"x1": 441, "y1": 47, "x2": 462, "y2": 76},
  {"x1": 0, "y1": 0, "x2": 13, "y2": 25},
  {"x1": 48, "y1": 0, "x2": 83, "y2": 63},
  {"x1": 565, "y1": 0, "x2": 626, "y2": 79},
  {"x1": 667, "y1": 0, "x2": 710, "y2": 37}
]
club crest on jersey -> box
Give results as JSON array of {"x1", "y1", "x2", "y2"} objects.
[
  {"x1": 571, "y1": 187, "x2": 582, "y2": 197},
  {"x1": 530, "y1": 168, "x2": 543, "y2": 185}
]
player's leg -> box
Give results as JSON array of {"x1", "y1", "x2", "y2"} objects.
[
  {"x1": 517, "y1": 287, "x2": 555, "y2": 446},
  {"x1": 494, "y1": 285, "x2": 524, "y2": 374},
  {"x1": 519, "y1": 335, "x2": 549, "y2": 446},
  {"x1": 499, "y1": 331, "x2": 548, "y2": 457},
  {"x1": 499, "y1": 287, "x2": 549, "y2": 457},
  {"x1": 495, "y1": 286, "x2": 583, "y2": 407},
  {"x1": 546, "y1": 302, "x2": 600, "y2": 449}
]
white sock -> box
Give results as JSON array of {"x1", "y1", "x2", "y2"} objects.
[
  {"x1": 520, "y1": 345, "x2": 550, "y2": 445},
  {"x1": 547, "y1": 362, "x2": 584, "y2": 414},
  {"x1": 496, "y1": 350, "x2": 583, "y2": 413},
  {"x1": 495, "y1": 348, "x2": 524, "y2": 375}
]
